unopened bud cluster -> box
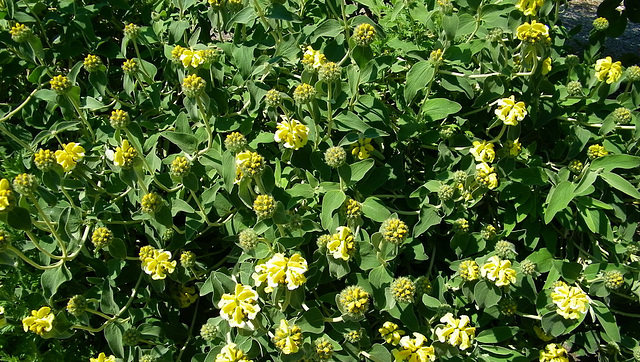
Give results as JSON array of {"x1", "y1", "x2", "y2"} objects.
[
  {"x1": 353, "y1": 23, "x2": 376, "y2": 47},
  {"x1": 141, "y1": 192, "x2": 163, "y2": 213},
  {"x1": 253, "y1": 194, "x2": 276, "y2": 219},
  {"x1": 91, "y1": 227, "x2": 114, "y2": 249},
  {"x1": 224, "y1": 132, "x2": 247, "y2": 153},
  {"x1": 13, "y1": 173, "x2": 37, "y2": 195},
  {"x1": 170, "y1": 156, "x2": 191, "y2": 178},
  {"x1": 324, "y1": 146, "x2": 346, "y2": 168},
  {"x1": 238, "y1": 228, "x2": 259, "y2": 250}
]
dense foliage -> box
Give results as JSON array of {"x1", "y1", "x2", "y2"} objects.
[{"x1": 1, "y1": 0, "x2": 640, "y2": 361}]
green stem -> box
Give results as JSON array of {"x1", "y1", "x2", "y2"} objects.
[
  {"x1": 67, "y1": 94, "x2": 96, "y2": 142},
  {"x1": 0, "y1": 124, "x2": 35, "y2": 152},
  {"x1": 0, "y1": 88, "x2": 38, "y2": 123},
  {"x1": 132, "y1": 41, "x2": 152, "y2": 81},
  {"x1": 190, "y1": 189, "x2": 212, "y2": 226},
  {"x1": 488, "y1": 124, "x2": 506, "y2": 143},
  {"x1": 86, "y1": 308, "x2": 113, "y2": 320},
  {"x1": 6, "y1": 246, "x2": 64, "y2": 270},
  {"x1": 29, "y1": 196, "x2": 68, "y2": 258},
  {"x1": 25, "y1": 230, "x2": 63, "y2": 260}
]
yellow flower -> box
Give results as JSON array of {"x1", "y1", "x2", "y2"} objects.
[
  {"x1": 516, "y1": 21, "x2": 551, "y2": 44},
  {"x1": 215, "y1": 343, "x2": 253, "y2": 362},
  {"x1": 379, "y1": 321, "x2": 405, "y2": 345},
  {"x1": 0, "y1": 179, "x2": 15, "y2": 212},
  {"x1": 595, "y1": 57, "x2": 622, "y2": 84},
  {"x1": 22, "y1": 306, "x2": 55, "y2": 336},
  {"x1": 495, "y1": 96, "x2": 527, "y2": 126},
  {"x1": 174, "y1": 285, "x2": 198, "y2": 308},
  {"x1": 470, "y1": 140, "x2": 496, "y2": 163},
  {"x1": 252, "y1": 253, "x2": 308, "y2": 292},
  {"x1": 55, "y1": 142, "x2": 85, "y2": 172},
  {"x1": 434, "y1": 313, "x2": 476, "y2": 350},
  {"x1": 587, "y1": 144, "x2": 608, "y2": 159},
  {"x1": 9, "y1": 23, "x2": 32, "y2": 42},
  {"x1": 542, "y1": 57, "x2": 552, "y2": 75},
  {"x1": 122, "y1": 59, "x2": 138, "y2": 74},
  {"x1": 180, "y1": 48, "x2": 206, "y2": 68},
  {"x1": 218, "y1": 283, "x2": 261, "y2": 328},
  {"x1": 392, "y1": 332, "x2": 437, "y2": 362},
  {"x1": 480, "y1": 255, "x2": 516, "y2": 287},
  {"x1": 142, "y1": 249, "x2": 177, "y2": 280},
  {"x1": 50, "y1": 75, "x2": 72, "y2": 94},
  {"x1": 326, "y1": 226, "x2": 356, "y2": 261},
  {"x1": 0, "y1": 306, "x2": 6, "y2": 327},
  {"x1": 475, "y1": 162, "x2": 499, "y2": 189},
  {"x1": 171, "y1": 45, "x2": 186, "y2": 61},
  {"x1": 236, "y1": 151, "x2": 265, "y2": 179},
  {"x1": 301, "y1": 46, "x2": 326, "y2": 69},
  {"x1": 505, "y1": 139, "x2": 522, "y2": 157},
  {"x1": 113, "y1": 139, "x2": 137, "y2": 168},
  {"x1": 351, "y1": 138, "x2": 375, "y2": 160},
  {"x1": 34, "y1": 149, "x2": 57, "y2": 170},
  {"x1": 90, "y1": 352, "x2": 116, "y2": 362},
  {"x1": 539, "y1": 343, "x2": 569, "y2": 362},
  {"x1": 459, "y1": 260, "x2": 480, "y2": 281},
  {"x1": 338, "y1": 285, "x2": 370, "y2": 317},
  {"x1": 550, "y1": 284, "x2": 589, "y2": 320},
  {"x1": 182, "y1": 74, "x2": 206, "y2": 98},
  {"x1": 353, "y1": 23, "x2": 376, "y2": 46},
  {"x1": 272, "y1": 319, "x2": 303, "y2": 355},
  {"x1": 515, "y1": 0, "x2": 544, "y2": 16},
  {"x1": 83, "y1": 54, "x2": 102, "y2": 72},
  {"x1": 274, "y1": 118, "x2": 309, "y2": 150}
]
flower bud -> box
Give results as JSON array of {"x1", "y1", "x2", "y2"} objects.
[
  {"x1": 453, "y1": 218, "x2": 469, "y2": 233},
  {"x1": 109, "y1": 109, "x2": 130, "y2": 129},
  {"x1": 66, "y1": 295, "x2": 87, "y2": 316},
  {"x1": 338, "y1": 285, "x2": 370, "y2": 318},
  {"x1": 324, "y1": 146, "x2": 347, "y2": 168},
  {"x1": 91, "y1": 227, "x2": 113, "y2": 249},
  {"x1": 293, "y1": 83, "x2": 316, "y2": 104},
  {"x1": 180, "y1": 251, "x2": 196, "y2": 268},
  {"x1": 314, "y1": 338, "x2": 334, "y2": 361},
  {"x1": 381, "y1": 217, "x2": 410, "y2": 244},
  {"x1": 604, "y1": 270, "x2": 624, "y2": 290},
  {"x1": 439, "y1": 126, "x2": 455, "y2": 140},
  {"x1": 140, "y1": 355, "x2": 156, "y2": 362},
  {"x1": 481, "y1": 225, "x2": 497, "y2": 241},
  {"x1": 238, "y1": 228, "x2": 259, "y2": 250},
  {"x1": 520, "y1": 259, "x2": 537, "y2": 276},
  {"x1": 123, "y1": 23, "x2": 140, "y2": 40},
  {"x1": 487, "y1": 28, "x2": 503, "y2": 43},
  {"x1": 224, "y1": 132, "x2": 247, "y2": 153},
  {"x1": 141, "y1": 192, "x2": 163, "y2": 214},
  {"x1": 587, "y1": 144, "x2": 608, "y2": 159},
  {"x1": 390, "y1": 276, "x2": 416, "y2": 304},
  {"x1": 498, "y1": 298, "x2": 517, "y2": 316},
  {"x1": 344, "y1": 198, "x2": 362, "y2": 219},
  {"x1": 627, "y1": 65, "x2": 640, "y2": 82},
  {"x1": 592, "y1": 17, "x2": 609, "y2": 31},
  {"x1": 170, "y1": 156, "x2": 191, "y2": 178},
  {"x1": 414, "y1": 276, "x2": 432, "y2": 295},
  {"x1": 253, "y1": 194, "x2": 276, "y2": 219},
  {"x1": 13, "y1": 173, "x2": 37, "y2": 196},
  {"x1": 344, "y1": 329, "x2": 363, "y2": 343},
  {"x1": 316, "y1": 234, "x2": 332, "y2": 250},
  {"x1": 208, "y1": 0, "x2": 224, "y2": 10},
  {"x1": 265, "y1": 89, "x2": 282, "y2": 108},
  {"x1": 438, "y1": 184, "x2": 454, "y2": 201},
  {"x1": 453, "y1": 170, "x2": 467, "y2": 184},
  {"x1": 122, "y1": 59, "x2": 138, "y2": 75},
  {"x1": 200, "y1": 323, "x2": 217, "y2": 341},
  {"x1": 319, "y1": 62, "x2": 341, "y2": 83},
  {"x1": 353, "y1": 23, "x2": 376, "y2": 47},
  {"x1": 0, "y1": 229, "x2": 11, "y2": 252},
  {"x1": 495, "y1": 240, "x2": 516, "y2": 259},
  {"x1": 50, "y1": 75, "x2": 72, "y2": 94},
  {"x1": 567, "y1": 80, "x2": 583, "y2": 96},
  {"x1": 122, "y1": 328, "x2": 140, "y2": 346},
  {"x1": 9, "y1": 23, "x2": 33, "y2": 43},
  {"x1": 612, "y1": 107, "x2": 632, "y2": 124},
  {"x1": 182, "y1": 74, "x2": 206, "y2": 98},
  {"x1": 568, "y1": 159, "x2": 583, "y2": 174},
  {"x1": 565, "y1": 54, "x2": 580, "y2": 67},
  {"x1": 34, "y1": 149, "x2": 57, "y2": 171}
]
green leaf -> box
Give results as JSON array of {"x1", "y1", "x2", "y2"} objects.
[
  {"x1": 107, "y1": 238, "x2": 127, "y2": 259},
  {"x1": 297, "y1": 307, "x2": 325, "y2": 333},
  {"x1": 599, "y1": 171, "x2": 640, "y2": 199},
  {"x1": 591, "y1": 300, "x2": 621, "y2": 342},
  {"x1": 311, "y1": 19, "x2": 343, "y2": 42},
  {"x1": 473, "y1": 280, "x2": 502, "y2": 308},
  {"x1": 162, "y1": 131, "x2": 199, "y2": 154},
  {"x1": 413, "y1": 207, "x2": 441, "y2": 237},
  {"x1": 422, "y1": 98, "x2": 462, "y2": 121},
  {"x1": 104, "y1": 323, "x2": 125, "y2": 358},
  {"x1": 544, "y1": 181, "x2": 576, "y2": 224},
  {"x1": 404, "y1": 61, "x2": 434, "y2": 104},
  {"x1": 475, "y1": 326, "x2": 519, "y2": 344},
  {"x1": 100, "y1": 280, "x2": 119, "y2": 315},
  {"x1": 589, "y1": 155, "x2": 640, "y2": 172},
  {"x1": 321, "y1": 190, "x2": 346, "y2": 230},
  {"x1": 362, "y1": 197, "x2": 391, "y2": 222},
  {"x1": 349, "y1": 158, "x2": 375, "y2": 184},
  {"x1": 367, "y1": 343, "x2": 392, "y2": 362},
  {"x1": 41, "y1": 265, "x2": 72, "y2": 298},
  {"x1": 6, "y1": 207, "x2": 32, "y2": 230}
]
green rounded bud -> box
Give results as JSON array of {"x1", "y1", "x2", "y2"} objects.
[
  {"x1": 265, "y1": 89, "x2": 282, "y2": 108},
  {"x1": 438, "y1": 184, "x2": 455, "y2": 201},
  {"x1": 34, "y1": 149, "x2": 56, "y2": 171},
  {"x1": 604, "y1": 270, "x2": 624, "y2": 290},
  {"x1": 520, "y1": 259, "x2": 537, "y2": 276},
  {"x1": 314, "y1": 338, "x2": 334, "y2": 361},
  {"x1": 91, "y1": 227, "x2": 113, "y2": 249},
  {"x1": 452, "y1": 218, "x2": 469, "y2": 233},
  {"x1": 293, "y1": 83, "x2": 316, "y2": 104},
  {"x1": 390, "y1": 276, "x2": 416, "y2": 304},
  {"x1": 9, "y1": 23, "x2": 33, "y2": 43},
  {"x1": 66, "y1": 295, "x2": 87, "y2": 316},
  {"x1": 0, "y1": 229, "x2": 12, "y2": 252},
  {"x1": 109, "y1": 109, "x2": 130, "y2": 129},
  {"x1": 381, "y1": 217, "x2": 410, "y2": 244},
  {"x1": 161, "y1": 228, "x2": 174, "y2": 242},
  {"x1": 627, "y1": 65, "x2": 640, "y2": 82},
  {"x1": 436, "y1": 303, "x2": 453, "y2": 317},
  {"x1": 50, "y1": 75, "x2": 72, "y2": 94},
  {"x1": 633, "y1": 346, "x2": 640, "y2": 361},
  {"x1": 498, "y1": 298, "x2": 517, "y2": 316},
  {"x1": 481, "y1": 225, "x2": 497, "y2": 241},
  {"x1": 13, "y1": 173, "x2": 37, "y2": 195},
  {"x1": 324, "y1": 146, "x2": 347, "y2": 168},
  {"x1": 344, "y1": 329, "x2": 363, "y2": 343},
  {"x1": 612, "y1": 107, "x2": 632, "y2": 124},
  {"x1": 122, "y1": 328, "x2": 140, "y2": 346},
  {"x1": 568, "y1": 159, "x2": 583, "y2": 174},
  {"x1": 495, "y1": 240, "x2": 516, "y2": 259},
  {"x1": 344, "y1": 198, "x2": 362, "y2": 219},
  {"x1": 123, "y1": 23, "x2": 140, "y2": 39},
  {"x1": 170, "y1": 156, "x2": 191, "y2": 178},
  {"x1": 253, "y1": 194, "x2": 276, "y2": 219},
  {"x1": 592, "y1": 17, "x2": 609, "y2": 31},
  {"x1": 238, "y1": 228, "x2": 260, "y2": 250},
  {"x1": 224, "y1": 132, "x2": 247, "y2": 153},
  {"x1": 439, "y1": 126, "x2": 455, "y2": 140},
  {"x1": 338, "y1": 285, "x2": 370, "y2": 318},
  {"x1": 567, "y1": 80, "x2": 583, "y2": 96},
  {"x1": 319, "y1": 62, "x2": 341, "y2": 83},
  {"x1": 316, "y1": 234, "x2": 332, "y2": 251},
  {"x1": 200, "y1": 323, "x2": 217, "y2": 341},
  {"x1": 141, "y1": 192, "x2": 163, "y2": 214},
  {"x1": 453, "y1": 170, "x2": 467, "y2": 184},
  {"x1": 565, "y1": 54, "x2": 580, "y2": 67},
  {"x1": 353, "y1": 23, "x2": 376, "y2": 47},
  {"x1": 414, "y1": 276, "x2": 432, "y2": 295},
  {"x1": 487, "y1": 28, "x2": 503, "y2": 43},
  {"x1": 180, "y1": 251, "x2": 196, "y2": 268},
  {"x1": 139, "y1": 355, "x2": 156, "y2": 362}
]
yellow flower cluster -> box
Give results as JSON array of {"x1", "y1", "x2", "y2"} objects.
[
  {"x1": 50, "y1": 75, "x2": 72, "y2": 94},
  {"x1": 595, "y1": 57, "x2": 622, "y2": 84},
  {"x1": 381, "y1": 217, "x2": 410, "y2": 245},
  {"x1": 435, "y1": 313, "x2": 476, "y2": 350},
  {"x1": 253, "y1": 253, "x2": 308, "y2": 292},
  {"x1": 90, "y1": 352, "x2": 116, "y2": 362},
  {"x1": 459, "y1": 260, "x2": 480, "y2": 281},
  {"x1": 22, "y1": 306, "x2": 55, "y2": 336},
  {"x1": 587, "y1": 144, "x2": 608, "y2": 159},
  {"x1": 0, "y1": 179, "x2": 15, "y2": 212},
  {"x1": 515, "y1": 0, "x2": 543, "y2": 16},
  {"x1": 272, "y1": 319, "x2": 303, "y2": 354},
  {"x1": 174, "y1": 285, "x2": 198, "y2": 308},
  {"x1": 539, "y1": 343, "x2": 569, "y2": 362},
  {"x1": 182, "y1": 74, "x2": 206, "y2": 98},
  {"x1": 252, "y1": 194, "x2": 276, "y2": 219},
  {"x1": 495, "y1": 96, "x2": 527, "y2": 126},
  {"x1": 215, "y1": 343, "x2": 253, "y2": 362},
  {"x1": 10, "y1": 173, "x2": 35, "y2": 195},
  {"x1": 338, "y1": 285, "x2": 370, "y2": 317},
  {"x1": 141, "y1": 192, "x2": 163, "y2": 213},
  {"x1": 91, "y1": 227, "x2": 113, "y2": 249},
  {"x1": 301, "y1": 46, "x2": 326, "y2": 69},
  {"x1": 170, "y1": 156, "x2": 191, "y2": 178},
  {"x1": 351, "y1": 138, "x2": 375, "y2": 160},
  {"x1": 225, "y1": 132, "x2": 247, "y2": 153},
  {"x1": 9, "y1": 22, "x2": 32, "y2": 42},
  {"x1": 123, "y1": 23, "x2": 140, "y2": 39},
  {"x1": 218, "y1": 283, "x2": 261, "y2": 328},
  {"x1": 140, "y1": 246, "x2": 177, "y2": 280},
  {"x1": 274, "y1": 118, "x2": 309, "y2": 150},
  {"x1": 83, "y1": 54, "x2": 102, "y2": 72},
  {"x1": 113, "y1": 139, "x2": 137, "y2": 168},
  {"x1": 55, "y1": 142, "x2": 85, "y2": 172},
  {"x1": 109, "y1": 109, "x2": 130, "y2": 129},
  {"x1": 379, "y1": 321, "x2": 405, "y2": 345},
  {"x1": 34, "y1": 149, "x2": 56, "y2": 170},
  {"x1": 353, "y1": 23, "x2": 376, "y2": 46},
  {"x1": 344, "y1": 198, "x2": 362, "y2": 219},
  {"x1": 476, "y1": 162, "x2": 498, "y2": 189},
  {"x1": 550, "y1": 283, "x2": 589, "y2": 319},
  {"x1": 326, "y1": 226, "x2": 356, "y2": 261},
  {"x1": 180, "y1": 48, "x2": 206, "y2": 68},
  {"x1": 516, "y1": 21, "x2": 551, "y2": 44},
  {"x1": 122, "y1": 58, "x2": 138, "y2": 74},
  {"x1": 236, "y1": 151, "x2": 265, "y2": 180},
  {"x1": 392, "y1": 332, "x2": 437, "y2": 362},
  {"x1": 293, "y1": 83, "x2": 316, "y2": 104},
  {"x1": 505, "y1": 139, "x2": 522, "y2": 157},
  {"x1": 480, "y1": 255, "x2": 517, "y2": 286},
  {"x1": 470, "y1": 140, "x2": 495, "y2": 163}
]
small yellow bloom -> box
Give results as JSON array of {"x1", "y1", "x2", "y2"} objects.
[
  {"x1": 542, "y1": 57, "x2": 552, "y2": 75},
  {"x1": 495, "y1": 96, "x2": 527, "y2": 126},
  {"x1": 182, "y1": 74, "x2": 206, "y2": 98},
  {"x1": 252, "y1": 253, "x2": 308, "y2": 292},
  {"x1": 381, "y1": 218, "x2": 410, "y2": 245},
  {"x1": 475, "y1": 162, "x2": 499, "y2": 189},
  {"x1": 301, "y1": 46, "x2": 326, "y2": 69},
  {"x1": 550, "y1": 284, "x2": 589, "y2": 320},
  {"x1": 171, "y1": 45, "x2": 186, "y2": 61},
  {"x1": 9, "y1": 23, "x2": 32, "y2": 42},
  {"x1": 34, "y1": 149, "x2": 57, "y2": 170},
  {"x1": 174, "y1": 285, "x2": 198, "y2": 308},
  {"x1": 0, "y1": 306, "x2": 6, "y2": 327},
  {"x1": 113, "y1": 139, "x2": 137, "y2": 168},
  {"x1": 351, "y1": 138, "x2": 375, "y2": 160},
  {"x1": 326, "y1": 226, "x2": 356, "y2": 261},
  {"x1": 459, "y1": 260, "x2": 480, "y2": 281},
  {"x1": 505, "y1": 139, "x2": 522, "y2": 157},
  {"x1": 143, "y1": 249, "x2": 177, "y2": 280},
  {"x1": 50, "y1": 75, "x2": 72, "y2": 94},
  {"x1": 236, "y1": 151, "x2": 265, "y2": 179},
  {"x1": 272, "y1": 319, "x2": 303, "y2": 355},
  {"x1": 470, "y1": 140, "x2": 496, "y2": 163},
  {"x1": 274, "y1": 118, "x2": 309, "y2": 150},
  {"x1": 122, "y1": 59, "x2": 138, "y2": 74},
  {"x1": 90, "y1": 352, "x2": 116, "y2": 362},
  {"x1": 595, "y1": 57, "x2": 622, "y2": 84},
  {"x1": 0, "y1": 179, "x2": 15, "y2": 212},
  {"x1": 480, "y1": 255, "x2": 517, "y2": 287},
  {"x1": 392, "y1": 332, "x2": 437, "y2": 362},
  {"x1": 515, "y1": 0, "x2": 544, "y2": 16},
  {"x1": 353, "y1": 23, "x2": 376, "y2": 46},
  {"x1": 55, "y1": 142, "x2": 85, "y2": 172},
  {"x1": 434, "y1": 313, "x2": 476, "y2": 350},
  {"x1": 379, "y1": 321, "x2": 405, "y2": 346},
  {"x1": 587, "y1": 144, "x2": 608, "y2": 159},
  {"x1": 539, "y1": 343, "x2": 569, "y2": 362},
  {"x1": 338, "y1": 285, "x2": 370, "y2": 317},
  {"x1": 215, "y1": 343, "x2": 253, "y2": 362},
  {"x1": 180, "y1": 48, "x2": 206, "y2": 68},
  {"x1": 83, "y1": 54, "x2": 103, "y2": 72},
  {"x1": 516, "y1": 21, "x2": 551, "y2": 44},
  {"x1": 218, "y1": 283, "x2": 261, "y2": 328},
  {"x1": 22, "y1": 306, "x2": 55, "y2": 336}
]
